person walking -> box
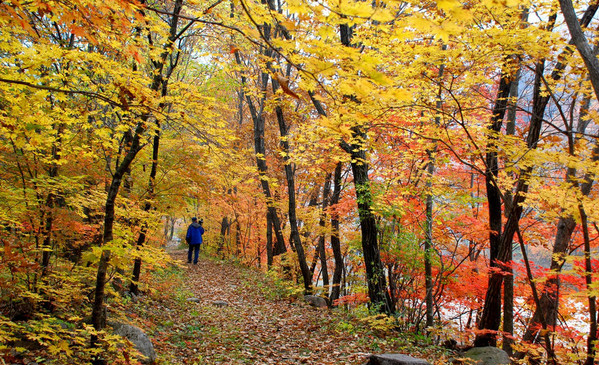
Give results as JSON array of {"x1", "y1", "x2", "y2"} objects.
[{"x1": 186, "y1": 217, "x2": 204, "y2": 264}]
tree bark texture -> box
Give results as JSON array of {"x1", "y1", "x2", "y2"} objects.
[
  {"x1": 218, "y1": 216, "x2": 230, "y2": 256},
  {"x1": 130, "y1": 121, "x2": 161, "y2": 295},
  {"x1": 91, "y1": 136, "x2": 142, "y2": 363},
  {"x1": 554, "y1": 3, "x2": 599, "y2": 360},
  {"x1": 330, "y1": 163, "x2": 344, "y2": 304},
  {"x1": 319, "y1": 174, "x2": 332, "y2": 291},
  {"x1": 502, "y1": 69, "x2": 519, "y2": 355},
  {"x1": 424, "y1": 173, "x2": 434, "y2": 329},
  {"x1": 347, "y1": 152, "x2": 394, "y2": 314},
  {"x1": 308, "y1": 189, "x2": 321, "y2": 276},
  {"x1": 338, "y1": 23, "x2": 394, "y2": 314},
  {"x1": 307, "y1": 82, "x2": 345, "y2": 304},
  {"x1": 253, "y1": 104, "x2": 287, "y2": 255},
  {"x1": 273, "y1": 99, "x2": 312, "y2": 293}
]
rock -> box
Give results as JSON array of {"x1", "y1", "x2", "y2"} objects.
[
  {"x1": 364, "y1": 353, "x2": 430, "y2": 365},
  {"x1": 304, "y1": 295, "x2": 328, "y2": 308},
  {"x1": 464, "y1": 347, "x2": 510, "y2": 365},
  {"x1": 111, "y1": 322, "x2": 156, "y2": 364},
  {"x1": 186, "y1": 297, "x2": 201, "y2": 303},
  {"x1": 212, "y1": 300, "x2": 229, "y2": 307}
]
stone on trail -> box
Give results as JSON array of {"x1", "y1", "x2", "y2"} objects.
[
  {"x1": 304, "y1": 294, "x2": 328, "y2": 308},
  {"x1": 111, "y1": 322, "x2": 156, "y2": 364},
  {"x1": 363, "y1": 353, "x2": 430, "y2": 365},
  {"x1": 212, "y1": 300, "x2": 229, "y2": 307},
  {"x1": 463, "y1": 347, "x2": 510, "y2": 365}
]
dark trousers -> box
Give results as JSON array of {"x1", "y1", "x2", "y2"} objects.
[{"x1": 187, "y1": 244, "x2": 200, "y2": 264}]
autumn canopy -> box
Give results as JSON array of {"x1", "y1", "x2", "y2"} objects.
[{"x1": 1, "y1": 0, "x2": 599, "y2": 363}]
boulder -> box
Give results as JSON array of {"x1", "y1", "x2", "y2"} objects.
[
  {"x1": 212, "y1": 300, "x2": 229, "y2": 307},
  {"x1": 364, "y1": 354, "x2": 430, "y2": 365},
  {"x1": 111, "y1": 322, "x2": 156, "y2": 364},
  {"x1": 464, "y1": 347, "x2": 510, "y2": 365},
  {"x1": 186, "y1": 297, "x2": 201, "y2": 303},
  {"x1": 304, "y1": 295, "x2": 329, "y2": 308}
]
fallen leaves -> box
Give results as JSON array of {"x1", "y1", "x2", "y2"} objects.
[{"x1": 127, "y1": 249, "x2": 439, "y2": 364}]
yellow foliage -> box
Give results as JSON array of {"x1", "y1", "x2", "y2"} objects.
[{"x1": 360, "y1": 314, "x2": 397, "y2": 333}]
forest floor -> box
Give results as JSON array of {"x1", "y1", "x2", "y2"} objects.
[{"x1": 123, "y1": 247, "x2": 448, "y2": 364}]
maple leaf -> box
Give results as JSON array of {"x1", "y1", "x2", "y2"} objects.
[{"x1": 274, "y1": 73, "x2": 300, "y2": 99}]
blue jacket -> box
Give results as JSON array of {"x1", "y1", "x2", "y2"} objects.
[{"x1": 186, "y1": 223, "x2": 204, "y2": 245}]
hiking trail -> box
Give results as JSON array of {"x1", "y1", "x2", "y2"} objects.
[{"x1": 141, "y1": 248, "x2": 384, "y2": 364}]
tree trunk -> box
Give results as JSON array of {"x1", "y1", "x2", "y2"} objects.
[
  {"x1": 92, "y1": 127, "x2": 144, "y2": 357},
  {"x1": 330, "y1": 163, "x2": 344, "y2": 304},
  {"x1": 306, "y1": 188, "x2": 321, "y2": 276},
  {"x1": 515, "y1": 3, "x2": 599, "y2": 353},
  {"x1": 169, "y1": 217, "x2": 175, "y2": 241},
  {"x1": 559, "y1": 0, "x2": 599, "y2": 101},
  {"x1": 555, "y1": 4, "x2": 599, "y2": 361},
  {"x1": 130, "y1": 121, "x2": 160, "y2": 296},
  {"x1": 424, "y1": 176, "x2": 434, "y2": 328},
  {"x1": 475, "y1": 68, "x2": 513, "y2": 347},
  {"x1": 218, "y1": 216, "x2": 230, "y2": 257},
  {"x1": 306, "y1": 23, "x2": 393, "y2": 312},
  {"x1": 129, "y1": 0, "x2": 183, "y2": 296},
  {"x1": 520, "y1": 114, "x2": 598, "y2": 364},
  {"x1": 521, "y1": 99, "x2": 594, "y2": 341},
  {"x1": 423, "y1": 48, "x2": 446, "y2": 329},
  {"x1": 579, "y1": 203, "x2": 597, "y2": 365},
  {"x1": 319, "y1": 173, "x2": 332, "y2": 292},
  {"x1": 338, "y1": 23, "x2": 394, "y2": 314},
  {"x1": 476, "y1": 55, "x2": 546, "y2": 346},
  {"x1": 266, "y1": 211, "x2": 274, "y2": 268},
  {"x1": 524, "y1": 218, "x2": 575, "y2": 337},
  {"x1": 273, "y1": 98, "x2": 312, "y2": 293},
  {"x1": 41, "y1": 124, "x2": 63, "y2": 275},
  {"x1": 346, "y1": 149, "x2": 394, "y2": 313},
  {"x1": 256, "y1": 114, "x2": 287, "y2": 255},
  {"x1": 502, "y1": 67, "x2": 519, "y2": 356},
  {"x1": 91, "y1": 0, "x2": 183, "y2": 356},
  {"x1": 235, "y1": 212, "x2": 242, "y2": 256},
  {"x1": 233, "y1": 50, "x2": 287, "y2": 256}
]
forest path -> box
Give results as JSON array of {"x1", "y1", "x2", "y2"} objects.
[{"x1": 150, "y1": 248, "x2": 375, "y2": 364}]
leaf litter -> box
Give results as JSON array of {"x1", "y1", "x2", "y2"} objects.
[{"x1": 126, "y1": 248, "x2": 444, "y2": 364}]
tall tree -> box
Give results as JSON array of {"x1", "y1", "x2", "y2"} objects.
[
  {"x1": 130, "y1": 0, "x2": 190, "y2": 295},
  {"x1": 91, "y1": 0, "x2": 191, "y2": 356},
  {"x1": 272, "y1": 77, "x2": 313, "y2": 293},
  {"x1": 233, "y1": 47, "x2": 288, "y2": 256},
  {"x1": 336, "y1": 23, "x2": 394, "y2": 314}
]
